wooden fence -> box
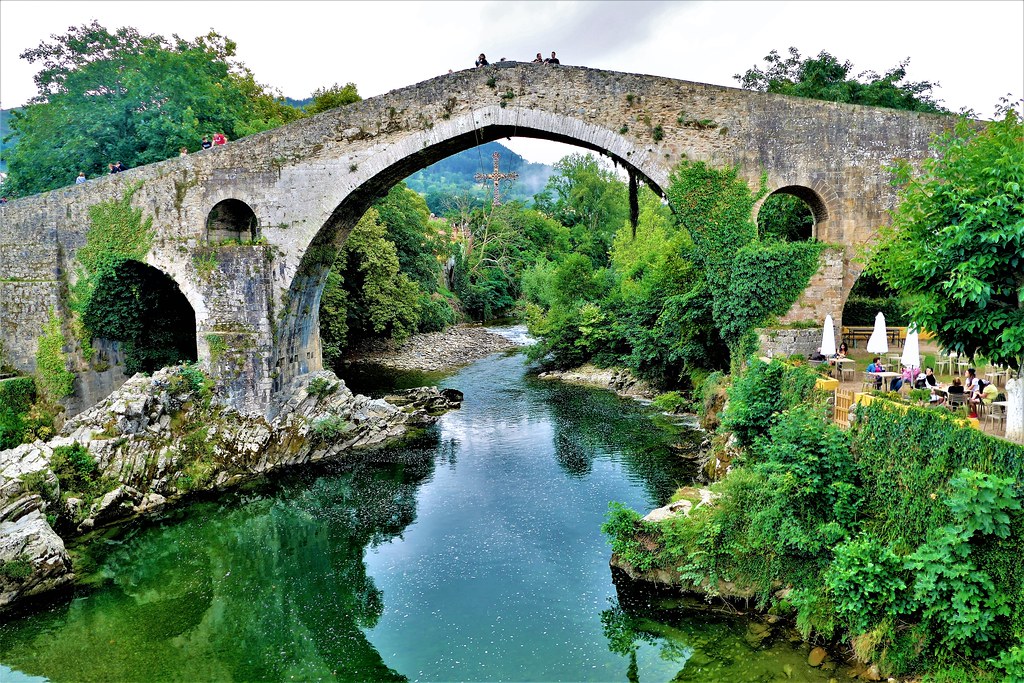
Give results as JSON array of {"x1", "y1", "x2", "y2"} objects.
[{"x1": 834, "y1": 389, "x2": 855, "y2": 428}]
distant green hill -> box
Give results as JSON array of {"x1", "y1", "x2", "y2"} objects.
[{"x1": 405, "y1": 141, "x2": 554, "y2": 215}]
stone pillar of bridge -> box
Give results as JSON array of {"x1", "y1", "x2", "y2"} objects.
[{"x1": 194, "y1": 245, "x2": 276, "y2": 415}]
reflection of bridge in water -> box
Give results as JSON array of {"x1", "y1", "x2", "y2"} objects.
[{"x1": 0, "y1": 62, "x2": 957, "y2": 415}]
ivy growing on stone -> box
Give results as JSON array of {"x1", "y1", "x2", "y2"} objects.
[{"x1": 35, "y1": 308, "x2": 76, "y2": 400}]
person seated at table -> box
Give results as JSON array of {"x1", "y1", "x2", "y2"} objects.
[
  {"x1": 866, "y1": 357, "x2": 885, "y2": 390},
  {"x1": 965, "y1": 368, "x2": 980, "y2": 395},
  {"x1": 915, "y1": 367, "x2": 938, "y2": 389},
  {"x1": 890, "y1": 366, "x2": 920, "y2": 392},
  {"x1": 827, "y1": 342, "x2": 849, "y2": 371},
  {"x1": 944, "y1": 377, "x2": 965, "y2": 408},
  {"x1": 968, "y1": 378, "x2": 998, "y2": 415}
]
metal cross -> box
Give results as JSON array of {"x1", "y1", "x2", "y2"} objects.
[{"x1": 474, "y1": 152, "x2": 519, "y2": 206}]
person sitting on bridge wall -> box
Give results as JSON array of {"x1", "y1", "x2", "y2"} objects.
[
  {"x1": 475, "y1": 53, "x2": 488, "y2": 67},
  {"x1": 201, "y1": 136, "x2": 212, "y2": 149},
  {"x1": 213, "y1": 132, "x2": 227, "y2": 146},
  {"x1": 532, "y1": 53, "x2": 543, "y2": 63},
  {"x1": 545, "y1": 51, "x2": 560, "y2": 64}
]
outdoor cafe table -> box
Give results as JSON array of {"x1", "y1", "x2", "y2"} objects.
[
  {"x1": 867, "y1": 371, "x2": 901, "y2": 389},
  {"x1": 834, "y1": 357, "x2": 856, "y2": 380}
]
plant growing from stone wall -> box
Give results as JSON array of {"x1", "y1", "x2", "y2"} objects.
[
  {"x1": 667, "y1": 161, "x2": 823, "y2": 367},
  {"x1": 35, "y1": 308, "x2": 76, "y2": 400}
]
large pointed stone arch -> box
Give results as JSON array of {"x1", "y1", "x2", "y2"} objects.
[{"x1": 0, "y1": 62, "x2": 958, "y2": 415}]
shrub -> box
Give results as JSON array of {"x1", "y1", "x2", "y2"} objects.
[
  {"x1": 417, "y1": 293, "x2": 455, "y2": 333},
  {"x1": 310, "y1": 415, "x2": 351, "y2": 443},
  {"x1": 826, "y1": 532, "x2": 908, "y2": 634},
  {"x1": 720, "y1": 358, "x2": 819, "y2": 447},
  {"x1": 50, "y1": 442, "x2": 98, "y2": 495},
  {"x1": 307, "y1": 377, "x2": 338, "y2": 398},
  {"x1": 601, "y1": 502, "x2": 662, "y2": 571}
]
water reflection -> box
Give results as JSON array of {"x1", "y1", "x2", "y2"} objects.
[
  {"x1": 1, "y1": 349, "x2": 829, "y2": 683},
  {"x1": 0, "y1": 438, "x2": 443, "y2": 682}
]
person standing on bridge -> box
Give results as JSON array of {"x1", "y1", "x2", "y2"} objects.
[
  {"x1": 545, "y1": 51, "x2": 560, "y2": 64},
  {"x1": 201, "y1": 136, "x2": 212, "y2": 149},
  {"x1": 475, "y1": 53, "x2": 489, "y2": 67},
  {"x1": 532, "y1": 53, "x2": 543, "y2": 63}
]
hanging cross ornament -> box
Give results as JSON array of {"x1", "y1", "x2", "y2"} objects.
[{"x1": 474, "y1": 151, "x2": 519, "y2": 206}]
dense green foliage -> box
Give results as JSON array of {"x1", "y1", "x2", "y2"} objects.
[
  {"x1": 319, "y1": 206, "x2": 437, "y2": 364},
  {"x1": 35, "y1": 309, "x2": 75, "y2": 400},
  {"x1": 83, "y1": 260, "x2": 197, "y2": 375},
  {"x1": 719, "y1": 358, "x2": 821, "y2": 447},
  {"x1": 758, "y1": 193, "x2": 814, "y2": 242},
  {"x1": 0, "y1": 378, "x2": 37, "y2": 449},
  {"x1": 604, "y1": 360, "x2": 1024, "y2": 679},
  {"x1": 735, "y1": 46, "x2": 947, "y2": 113},
  {"x1": 523, "y1": 159, "x2": 822, "y2": 384},
  {"x1": 867, "y1": 107, "x2": 1024, "y2": 372},
  {"x1": 304, "y1": 83, "x2": 361, "y2": 116},
  {"x1": 2, "y1": 22, "x2": 304, "y2": 197},
  {"x1": 0, "y1": 108, "x2": 15, "y2": 173}
]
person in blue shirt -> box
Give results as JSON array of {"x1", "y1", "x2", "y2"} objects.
[{"x1": 866, "y1": 357, "x2": 885, "y2": 390}]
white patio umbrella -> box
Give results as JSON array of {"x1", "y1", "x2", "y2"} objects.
[
  {"x1": 901, "y1": 324, "x2": 921, "y2": 370},
  {"x1": 820, "y1": 314, "x2": 837, "y2": 356},
  {"x1": 866, "y1": 312, "x2": 889, "y2": 355}
]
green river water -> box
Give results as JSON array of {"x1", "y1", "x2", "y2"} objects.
[{"x1": 0, "y1": 334, "x2": 834, "y2": 682}]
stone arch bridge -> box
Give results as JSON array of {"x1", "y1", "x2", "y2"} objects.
[{"x1": 0, "y1": 62, "x2": 954, "y2": 415}]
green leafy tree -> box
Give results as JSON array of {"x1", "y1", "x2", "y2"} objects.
[
  {"x1": 2, "y1": 22, "x2": 303, "y2": 197},
  {"x1": 372, "y1": 183, "x2": 442, "y2": 292},
  {"x1": 533, "y1": 153, "x2": 628, "y2": 266},
  {"x1": 867, "y1": 106, "x2": 1024, "y2": 441},
  {"x1": 735, "y1": 47, "x2": 947, "y2": 113},
  {"x1": 319, "y1": 208, "x2": 421, "y2": 363},
  {"x1": 305, "y1": 83, "x2": 361, "y2": 116},
  {"x1": 758, "y1": 193, "x2": 814, "y2": 242}
]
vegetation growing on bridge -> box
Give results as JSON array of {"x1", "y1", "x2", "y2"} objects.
[{"x1": 735, "y1": 46, "x2": 948, "y2": 113}]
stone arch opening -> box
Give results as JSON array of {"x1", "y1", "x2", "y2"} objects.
[
  {"x1": 840, "y1": 268, "x2": 910, "y2": 328},
  {"x1": 206, "y1": 198, "x2": 259, "y2": 243},
  {"x1": 83, "y1": 259, "x2": 198, "y2": 375},
  {"x1": 272, "y1": 114, "x2": 666, "y2": 393},
  {"x1": 755, "y1": 186, "x2": 828, "y2": 241}
]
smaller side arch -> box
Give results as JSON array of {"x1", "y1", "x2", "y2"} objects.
[
  {"x1": 753, "y1": 184, "x2": 832, "y2": 241},
  {"x1": 206, "y1": 198, "x2": 260, "y2": 243}
]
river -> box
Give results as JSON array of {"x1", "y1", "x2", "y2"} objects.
[{"x1": 0, "y1": 335, "x2": 833, "y2": 682}]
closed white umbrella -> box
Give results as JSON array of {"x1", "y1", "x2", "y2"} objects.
[
  {"x1": 901, "y1": 324, "x2": 921, "y2": 370},
  {"x1": 866, "y1": 312, "x2": 889, "y2": 354},
  {"x1": 820, "y1": 314, "x2": 837, "y2": 356}
]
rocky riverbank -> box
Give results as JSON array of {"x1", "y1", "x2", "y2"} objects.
[
  {"x1": 537, "y1": 364, "x2": 657, "y2": 401},
  {"x1": 342, "y1": 324, "x2": 517, "y2": 372},
  {"x1": 0, "y1": 365, "x2": 461, "y2": 614},
  {"x1": 612, "y1": 493, "x2": 896, "y2": 682}
]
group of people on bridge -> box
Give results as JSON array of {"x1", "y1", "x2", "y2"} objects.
[
  {"x1": 71, "y1": 133, "x2": 228, "y2": 186},
  {"x1": 475, "y1": 51, "x2": 560, "y2": 67}
]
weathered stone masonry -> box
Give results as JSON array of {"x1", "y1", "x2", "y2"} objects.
[{"x1": 0, "y1": 62, "x2": 956, "y2": 415}]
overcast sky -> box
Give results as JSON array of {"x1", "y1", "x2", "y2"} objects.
[{"x1": 1, "y1": 0, "x2": 1021, "y2": 163}]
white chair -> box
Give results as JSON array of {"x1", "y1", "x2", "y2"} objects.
[{"x1": 986, "y1": 404, "x2": 1007, "y2": 432}]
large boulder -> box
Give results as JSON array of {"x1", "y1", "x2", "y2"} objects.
[{"x1": 0, "y1": 505, "x2": 73, "y2": 611}]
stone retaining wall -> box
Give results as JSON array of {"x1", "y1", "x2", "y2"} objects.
[{"x1": 758, "y1": 328, "x2": 822, "y2": 359}]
